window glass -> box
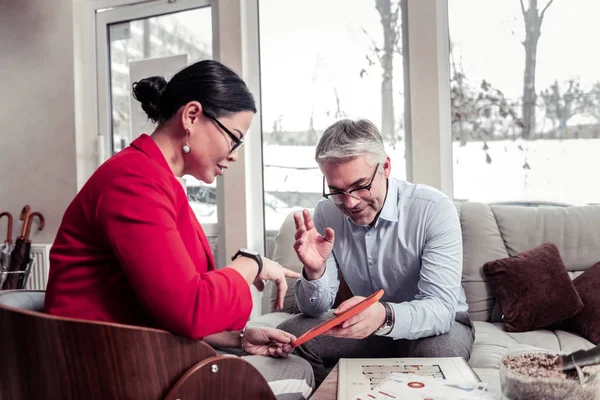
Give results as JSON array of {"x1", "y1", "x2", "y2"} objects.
[{"x1": 449, "y1": 1, "x2": 600, "y2": 205}]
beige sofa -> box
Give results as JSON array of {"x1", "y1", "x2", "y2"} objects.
[{"x1": 251, "y1": 202, "x2": 600, "y2": 394}]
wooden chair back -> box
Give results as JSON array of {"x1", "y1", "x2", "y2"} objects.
[{"x1": 0, "y1": 290, "x2": 276, "y2": 399}]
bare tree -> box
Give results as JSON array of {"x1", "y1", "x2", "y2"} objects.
[
  {"x1": 450, "y1": 41, "x2": 468, "y2": 145},
  {"x1": 540, "y1": 79, "x2": 586, "y2": 138},
  {"x1": 451, "y1": 74, "x2": 521, "y2": 147},
  {"x1": 332, "y1": 87, "x2": 347, "y2": 120},
  {"x1": 450, "y1": 41, "x2": 522, "y2": 147},
  {"x1": 519, "y1": 0, "x2": 555, "y2": 139},
  {"x1": 375, "y1": 0, "x2": 401, "y2": 145},
  {"x1": 267, "y1": 115, "x2": 283, "y2": 145},
  {"x1": 584, "y1": 82, "x2": 600, "y2": 124},
  {"x1": 360, "y1": 0, "x2": 401, "y2": 145}
]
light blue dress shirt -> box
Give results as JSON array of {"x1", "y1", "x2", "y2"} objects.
[{"x1": 295, "y1": 177, "x2": 468, "y2": 340}]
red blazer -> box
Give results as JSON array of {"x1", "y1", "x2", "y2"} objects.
[{"x1": 45, "y1": 134, "x2": 252, "y2": 339}]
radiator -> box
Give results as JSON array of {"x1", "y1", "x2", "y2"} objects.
[{"x1": 24, "y1": 244, "x2": 52, "y2": 290}]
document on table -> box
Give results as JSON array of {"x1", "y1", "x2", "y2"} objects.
[
  {"x1": 337, "y1": 357, "x2": 482, "y2": 400},
  {"x1": 353, "y1": 373, "x2": 497, "y2": 400}
]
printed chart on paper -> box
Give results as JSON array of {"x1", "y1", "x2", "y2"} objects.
[
  {"x1": 338, "y1": 357, "x2": 480, "y2": 400},
  {"x1": 360, "y1": 362, "x2": 445, "y2": 388}
]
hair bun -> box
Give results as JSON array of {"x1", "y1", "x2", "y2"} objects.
[{"x1": 132, "y1": 76, "x2": 167, "y2": 123}]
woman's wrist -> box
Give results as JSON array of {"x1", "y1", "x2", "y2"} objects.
[
  {"x1": 239, "y1": 325, "x2": 249, "y2": 356},
  {"x1": 227, "y1": 257, "x2": 260, "y2": 284},
  {"x1": 203, "y1": 330, "x2": 243, "y2": 349},
  {"x1": 232, "y1": 249, "x2": 263, "y2": 280}
]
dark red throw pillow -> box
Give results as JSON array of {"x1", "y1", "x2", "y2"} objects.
[
  {"x1": 568, "y1": 262, "x2": 600, "y2": 344},
  {"x1": 482, "y1": 243, "x2": 584, "y2": 332}
]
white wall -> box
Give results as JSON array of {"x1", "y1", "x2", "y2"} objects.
[{"x1": 0, "y1": 0, "x2": 77, "y2": 243}]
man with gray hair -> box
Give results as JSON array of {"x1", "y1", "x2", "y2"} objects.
[{"x1": 278, "y1": 119, "x2": 473, "y2": 386}]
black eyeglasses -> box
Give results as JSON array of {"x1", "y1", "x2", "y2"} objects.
[
  {"x1": 323, "y1": 163, "x2": 380, "y2": 204},
  {"x1": 202, "y1": 110, "x2": 244, "y2": 153}
]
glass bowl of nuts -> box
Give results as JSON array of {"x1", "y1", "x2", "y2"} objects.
[{"x1": 500, "y1": 349, "x2": 600, "y2": 400}]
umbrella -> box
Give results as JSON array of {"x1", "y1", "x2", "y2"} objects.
[
  {"x1": 6, "y1": 208, "x2": 45, "y2": 290},
  {"x1": 0, "y1": 211, "x2": 13, "y2": 268},
  {"x1": 17, "y1": 211, "x2": 45, "y2": 288},
  {"x1": 0, "y1": 211, "x2": 14, "y2": 289},
  {"x1": 3, "y1": 205, "x2": 31, "y2": 290}
]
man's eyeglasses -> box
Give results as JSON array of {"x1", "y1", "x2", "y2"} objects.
[
  {"x1": 202, "y1": 110, "x2": 244, "y2": 153},
  {"x1": 323, "y1": 163, "x2": 380, "y2": 204}
]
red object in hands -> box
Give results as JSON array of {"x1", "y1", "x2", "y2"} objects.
[{"x1": 292, "y1": 289, "x2": 384, "y2": 347}]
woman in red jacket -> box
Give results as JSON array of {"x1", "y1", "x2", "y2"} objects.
[{"x1": 45, "y1": 60, "x2": 313, "y2": 399}]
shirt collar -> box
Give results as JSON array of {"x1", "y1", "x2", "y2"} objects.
[
  {"x1": 378, "y1": 177, "x2": 399, "y2": 222},
  {"x1": 346, "y1": 177, "x2": 399, "y2": 228}
]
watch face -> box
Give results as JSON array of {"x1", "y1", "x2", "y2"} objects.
[{"x1": 375, "y1": 324, "x2": 393, "y2": 336}]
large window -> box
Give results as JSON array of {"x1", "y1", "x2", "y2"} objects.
[
  {"x1": 259, "y1": 0, "x2": 406, "y2": 254},
  {"x1": 449, "y1": 0, "x2": 600, "y2": 205}
]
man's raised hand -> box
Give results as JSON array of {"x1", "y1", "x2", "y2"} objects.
[{"x1": 292, "y1": 209, "x2": 334, "y2": 280}]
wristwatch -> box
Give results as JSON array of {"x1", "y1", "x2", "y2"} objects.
[
  {"x1": 373, "y1": 301, "x2": 394, "y2": 336},
  {"x1": 232, "y1": 248, "x2": 263, "y2": 278}
]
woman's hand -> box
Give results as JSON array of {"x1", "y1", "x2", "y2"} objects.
[
  {"x1": 243, "y1": 327, "x2": 296, "y2": 358},
  {"x1": 253, "y1": 258, "x2": 300, "y2": 311}
]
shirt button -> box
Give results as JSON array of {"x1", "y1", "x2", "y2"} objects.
[{"x1": 369, "y1": 259, "x2": 374, "y2": 265}]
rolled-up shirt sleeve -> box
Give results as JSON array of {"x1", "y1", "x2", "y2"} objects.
[{"x1": 387, "y1": 198, "x2": 463, "y2": 340}]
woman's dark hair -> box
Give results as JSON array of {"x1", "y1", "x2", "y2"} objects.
[{"x1": 132, "y1": 60, "x2": 256, "y2": 124}]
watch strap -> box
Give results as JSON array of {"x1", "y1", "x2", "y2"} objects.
[
  {"x1": 232, "y1": 248, "x2": 263, "y2": 279},
  {"x1": 373, "y1": 301, "x2": 394, "y2": 336}
]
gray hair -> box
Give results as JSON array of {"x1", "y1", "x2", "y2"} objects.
[{"x1": 315, "y1": 119, "x2": 386, "y2": 167}]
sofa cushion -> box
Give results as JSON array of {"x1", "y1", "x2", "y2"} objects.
[
  {"x1": 491, "y1": 205, "x2": 600, "y2": 270},
  {"x1": 248, "y1": 311, "x2": 294, "y2": 329},
  {"x1": 482, "y1": 243, "x2": 583, "y2": 332},
  {"x1": 568, "y1": 262, "x2": 600, "y2": 344},
  {"x1": 469, "y1": 321, "x2": 596, "y2": 396},
  {"x1": 460, "y1": 203, "x2": 600, "y2": 322},
  {"x1": 469, "y1": 321, "x2": 595, "y2": 370},
  {"x1": 269, "y1": 211, "x2": 306, "y2": 314},
  {"x1": 460, "y1": 203, "x2": 510, "y2": 322},
  {"x1": 471, "y1": 368, "x2": 501, "y2": 396}
]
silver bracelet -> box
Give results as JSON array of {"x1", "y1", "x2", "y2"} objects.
[{"x1": 240, "y1": 325, "x2": 249, "y2": 356}]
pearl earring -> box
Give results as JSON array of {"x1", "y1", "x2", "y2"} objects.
[{"x1": 183, "y1": 128, "x2": 191, "y2": 154}]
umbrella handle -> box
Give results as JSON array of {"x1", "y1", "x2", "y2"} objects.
[
  {"x1": 24, "y1": 211, "x2": 45, "y2": 241},
  {"x1": 0, "y1": 212, "x2": 12, "y2": 244},
  {"x1": 19, "y1": 205, "x2": 31, "y2": 238}
]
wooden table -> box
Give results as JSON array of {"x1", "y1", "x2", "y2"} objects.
[{"x1": 310, "y1": 364, "x2": 338, "y2": 400}]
